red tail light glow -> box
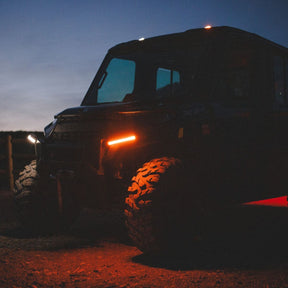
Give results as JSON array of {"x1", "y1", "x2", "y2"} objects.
[
  {"x1": 242, "y1": 196, "x2": 288, "y2": 207},
  {"x1": 107, "y1": 135, "x2": 136, "y2": 146}
]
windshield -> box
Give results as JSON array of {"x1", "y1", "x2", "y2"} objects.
[
  {"x1": 97, "y1": 58, "x2": 136, "y2": 103},
  {"x1": 82, "y1": 49, "x2": 199, "y2": 105},
  {"x1": 81, "y1": 57, "x2": 136, "y2": 105},
  {"x1": 82, "y1": 41, "x2": 253, "y2": 106},
  {"x1": 82, "y1": 56, "x2": 136, "y2": 105}
]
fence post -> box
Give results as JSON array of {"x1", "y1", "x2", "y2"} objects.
[{"x1": 7, "y1": 135, "x2": 14, "y2": 191}]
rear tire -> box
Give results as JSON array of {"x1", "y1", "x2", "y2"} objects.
[{"x1": 125, "y1": 157, "x2": 187, "y2": 253}]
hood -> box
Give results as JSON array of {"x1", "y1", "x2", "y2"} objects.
[{"x1": 54, "y1": 101, "x2": 167, "y2": 122}]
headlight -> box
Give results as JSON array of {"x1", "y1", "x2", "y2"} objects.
[
  {"x1": 27, "y1": 134, "x2": 40, "y2": 144},
  {"x1": 44, "y1": 119, "x2": 58, "y2": 137}
]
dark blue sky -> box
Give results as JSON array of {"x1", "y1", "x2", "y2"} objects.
[{"x1": 1, "y1": 0, "x2": 288, "y2": 131}]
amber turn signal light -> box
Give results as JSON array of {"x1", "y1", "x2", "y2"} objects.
[{"x1": 107, "y1": 135, "x2": 136, "y2": 146}]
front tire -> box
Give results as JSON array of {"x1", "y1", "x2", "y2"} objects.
[
  {"x1": 125, "y1": 157, "x2": 186, "y2": 253},
  {"x1": 14, "y1": 160, "x2": 79, "y2": 234}
]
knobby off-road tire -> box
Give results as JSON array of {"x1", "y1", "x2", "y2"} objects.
[
  {"x1": 125, "y1": 157, "x2": 187, "y2": 254},
  {"x1": 14, "y1": 160, "x2": 79, "y2": 235}
]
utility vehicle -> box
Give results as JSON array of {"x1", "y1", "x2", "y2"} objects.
[{"x1": 15, "y1": 26, "x2": 288, "y2": 252}]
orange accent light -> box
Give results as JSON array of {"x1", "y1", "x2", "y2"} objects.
[
  {"x1": 107, "y1": 135, "x2": 136, "y2": 146},
  {"x1": 204, "y1": 25, "x2": 212, "y2": 29}
]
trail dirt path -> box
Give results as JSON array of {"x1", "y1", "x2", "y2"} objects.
[{"x1": 0, "y1": 190, "x2": 288, "y2": 288}]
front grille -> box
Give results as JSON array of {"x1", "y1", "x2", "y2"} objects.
[
  {"x1": 51, "y1": 131, "x2": 96, "y2": 143},
  {"x1": 49, "y1": 129, "x2": 101, "y2": 168}
]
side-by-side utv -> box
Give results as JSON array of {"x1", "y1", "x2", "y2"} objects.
[{"x1": 14, "y1": 26, "x2": 288, "y2": 253}]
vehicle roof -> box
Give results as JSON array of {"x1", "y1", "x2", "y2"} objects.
[{"x1": 109, "y1": 26, "x2": 288, "y2": 55}]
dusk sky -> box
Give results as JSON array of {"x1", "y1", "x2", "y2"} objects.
[{"x1": 1, "y1": 0, "x2": 288, "y2": 131}]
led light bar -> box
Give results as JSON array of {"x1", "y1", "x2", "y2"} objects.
[{"x1": 107, "y1": 135, "x2": 136, "y2": 146}]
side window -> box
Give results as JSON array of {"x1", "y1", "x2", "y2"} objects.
[
  {"x1": 227, "y1": 50, "x2": 251, "y2": 100},
  {"x1": 273, "y1": 55, "x2": 286, "y2": 105},
  {"x1": 228, "y1": 70, "x2": 250, "y2": 99},
  {"x1": 156, "y1": 68, "x2": 181, "y2": 99}
]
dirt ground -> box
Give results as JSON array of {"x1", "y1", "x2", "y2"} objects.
[{"x1": 1, "y1": 190, "x2": 288, "y2": 288}]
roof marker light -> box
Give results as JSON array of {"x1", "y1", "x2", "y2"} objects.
[
  {"x1": 204, "y1": 25, "x2": 212, "y2": 29},
  {"x1": 138, "y1": 37, "x2": 145, "y2": 41},
  {"x1": 108, "y1": 135, "x2": 136, "y2": 146}
]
